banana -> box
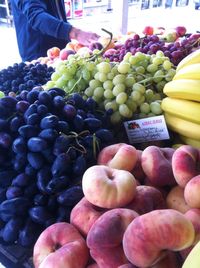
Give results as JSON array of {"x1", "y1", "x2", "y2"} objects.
[
  {"x1": 182, "y1": 241, "x2": 200, "y2": 268},
  {"x1": 163, "y1": 79, "x2": 200, "y2": 102},
  {"x1": 176, "y1": 48, "x2": 200, "y2": 72},
  {"x1": 164, "y1": 112, "x2": 200, "y2": 140},
  {"x1": 173, "y1": 63, "x2": 200, "y2": 80},
  {"x1": 179, "y1": 135, "x2": 200, "y2": 148},
  {"x1": 161, "y1": 97, "x2": 200, "y2": 124}
]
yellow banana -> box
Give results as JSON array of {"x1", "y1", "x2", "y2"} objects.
[
  {"x1": 182, "y1": 241, "x2": 200, "y2": 268},
  {"x1": 179, "y1": 134, "x2": 200, "y2": 148},
  {"x1": 176, "y1": 48, "x2": 200, "y2": 72},
  {"x1": 161, "y1": 97, "x2": 200, "y2": 124},
  {"x1": 173, "y1": 63, "x2": 200, "y2": 80},
  {"x1": 164, "y1": 112, "x2": 200, "y2": 140},
  {"x1": 163, "y1": 79, "x2": 200, "y2": 102}
]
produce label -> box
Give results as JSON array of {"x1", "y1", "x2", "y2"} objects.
[{"x1": 124, "y1": 115, "x2": 170, "y2": 144}]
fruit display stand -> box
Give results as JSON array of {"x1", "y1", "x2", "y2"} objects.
[{"x1": 0, "y1": 26, "x2": 200, "y2": 267}]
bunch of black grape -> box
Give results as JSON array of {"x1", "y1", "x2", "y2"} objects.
[
  {"x1": 0, "y1": 87, "x2": 114, "y2": 248},
  {"x1": 0, "y1": 62, "x2": 54, "y2": 95},
  {"x1": 103, "y1": 33, "x2": 200, "y2": 66}
]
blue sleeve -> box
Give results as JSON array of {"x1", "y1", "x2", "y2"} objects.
[{"x1": 15, "y1": 0, "x2": 72, "y2": 40}]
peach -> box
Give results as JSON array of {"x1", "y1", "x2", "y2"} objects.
[
  {"x1": 172, "y1": 145, "x2": 200, "y2": 188},
  {"x1": 86, "y1": 264, "x2": 99, "y2": 268},
  {"x1": 97, "y1": 143, "x2": 138, "y2": 172},
  {"x1": 82, "y1": 165, "x2": 137, "y2": 209},
  {"x1": 118, "y1": 264, "x2": 137, "y2": 268},
  {"x1": 123, "y1": 209, "x2": 195, "y2": 268},
  {"x1": 70, "y1": 197, "x2": 107, "y2": 237},
  {"x1": 59, "y1": 48, "x2": 75, "y2": 60},
  {"x1": 184, "y1": 175, "x2": 200, "y2": 208},
  {"x1": 166, "y1": 185, "x2": 190, "y2": 213},
  {"x1": 33, "y1": 222, "x2": 89, "y2": 268},
  {"x1": 141, "y1": 146, "x2": 176, "y2": 187},
  {"x1": 184, "y1": 208, "x2": 200, "y2": 244},
  {"x1": 47, "y1": 46, "x2": 60, "y2": 59},
  {"x1": 125, "y1": 185, "x2": 166, "y2": 215},
  {"x1": 87, "y1": 208, "x2": 139, "y2": 268}
]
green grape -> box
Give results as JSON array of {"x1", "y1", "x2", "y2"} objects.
[
  {"x1": 45, "y1": 80, "x2": 55, "y2": 89},
  {"x1": 98, "y1": 72, "x2": 108, "y2": 82},
  {"x1": 119, "y1": 104, "x2": 131, "y2": 118},
  {"x1": 51, "y1": 71, "x2": 61, "y2": 81},
  {"x1": 104, "y1": 99, "x2": 110, "y2": 106},
  {"x1": 135, "y1": 66, "x2": 145, "y2": 74},
  {"x1": 55, "y1": 77, "x2": 67, "y2": 88},
  {"x1": 111, "y1": 65, "x2": 119, "y2": 75},
  {"x1": 89, "y1": 79, "x2": 102, "y2": 89},
  {"x1": 62, "y1": 72, "x2": 73, "y2": 81},
  {"x1": 123, "y1": 52, "x2": 132, "y2": 61},
  {"x1": 131, "y1": 90, "x2": 141, "y2": 101},
  {"x1": 85, "y1": 61, "x2": 96, "y2": 71},
  {"x1": 145, "y1": 89, "x2": 154, "y2": 101},
  {"x1": 136, "y1": 95, "x2": 145, "y2": 106},
  {"x1": 97, "y1": 62, "x2": 111, "y2": 73},
  {"x1": 140, "y1": 102, "x2": 150, "y2": 114},
  {"x1": 152, "y1": 93, "x2": 162, "y2": 101},
  {"x1": 116, "y1": 92, "x2": 128, "y2": 105},
  {"x1": 67, "y1": 79, "x2": 76, "y2": 89},
  {"x1": 92, "y1": 95, "x2": 101, "y2": 104},
  {"x1": 125, "y1": 76, "x2": 136, "y2": 87},
  {"x1": 117, "y1": 62, "x2": 131, "y2": 74},
  {"x1": 84, "y1": 87, "x2": 94, "y2": 97},
  {"x1": 67, "y1": 65, "x2": 77, "y2": 75},
  {"x1": 107, "y1": 72, "x2": 115, "y2": 80},
  {"x1": 112, "y1": 83, "x2": 126, "y2": 96},
  {"x1": 139, "y1": 59, "x2": 149, "y2": 69},
  {"x1": 147, "y1": 64, "x2": 158, "y2": 73},
  {"x1": 156, "y1": 50, "x2": 164, "y2": 57},
  {"x1": 110, "y1": 111, "x2": 122, "y2": 124},
  {"x1": 132, "y1": 83, "x2": 146, "y2": 94},
  {"x1": 103, "y1": 80, "x2": 113, "y2": 90},
  {"x1": 126, "y1": 98, "x2": 137, "y2": 113},
  {"x1": 93, "y1": 86, "x2": 104, "y2": 99},
  {"x1": 82, "y1": 69, "x2": 91, "y2": 81},
  {"x1": 105, "y1": 100, "x2": 118, "y2": 112},
  {"x1": 113, "y1": 74, "x2": 126, "y2": 85},
  {"x1": 104, "y1": 89, "x2": 114, "y2": 99},
  {"x1": 163, "y1": 60, "x2": 172, "y2": 70},
  {"x1": 94, "y1": 72, "x2": 100, "y2": 80},
  {"x1": 129, "y1": 55, "x2": 138, "y2": 65},
  {"x1": 135, "y1": 74, "x2": 144, "y2": 82},
  {"x1": 152, "y1": 57, "x2": 164, "y2": 66},
  {"x1": 135, "y1": 52, "x2": 146, "y2": 61},
  {"x1": 167, "y1": 68, "x2": 176, "y2": 77},
  {"x1": 153, "y1": 70, "x2": 164, "y2": 82},
  {"x1": 150, "y1": 101, "x2": 162, "y2": 115}
]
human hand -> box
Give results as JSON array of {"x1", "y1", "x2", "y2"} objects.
[{"x1": 69, "y1": 27, "x2": 100, "y2": 46}]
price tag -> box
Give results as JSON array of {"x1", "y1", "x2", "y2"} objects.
[{"x1": 124, "y1": 115, "x2": 170, "y2": 144}]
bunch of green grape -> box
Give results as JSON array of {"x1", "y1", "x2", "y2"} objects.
[
  {"x1": 44, "y1": 52, "x2": 103, "y2": 94},
  {"x1": 83, "y1": 50, "x2": 176, "y2": 124}
]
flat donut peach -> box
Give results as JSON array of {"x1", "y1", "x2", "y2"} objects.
[
  {"x1": 33, "y1": 222, "x2": 89, "y2": 268},
  {"x1": 82, "y1": 165, "x2": 137, "y2": 208}
]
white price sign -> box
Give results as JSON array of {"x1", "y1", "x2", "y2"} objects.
[{"x1": 124, "y1": 115, "x2": 170, "y2": 144}]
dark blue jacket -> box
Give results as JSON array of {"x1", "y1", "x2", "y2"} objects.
[{"x1": 10, "y1": 0, "x2": 73, "y2": 62}]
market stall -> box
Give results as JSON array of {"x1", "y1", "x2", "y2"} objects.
[{"x1": 1, "y1": 3, "x2": 200, "y2": 266}]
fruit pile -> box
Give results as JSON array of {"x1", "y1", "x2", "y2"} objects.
[
  {"x1": 102, "y1": 33, "x2": 200, "y2": 66},
  {"x1": 161, "y1": 49, "x2": 200, "y2": 148},
  {"x1": 45, "y1": 49, "x2": 176, "y2": 124},
  {"x1": 0, "y1": 62, "x2": 54, "y2": 95},
  {"x1": 0, "y1": 88, "x2": 114, "y2": 247},
  {"x1": 32, "y1": 143, "x2": 200, "y2": 268}
]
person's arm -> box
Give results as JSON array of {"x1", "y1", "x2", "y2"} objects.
[{"x1": 15, "y1": 0, "x2": 100, "y2": 46}]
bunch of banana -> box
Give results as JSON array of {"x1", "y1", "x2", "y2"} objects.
[{"x1": 161, "y1": 48, "x2": 200, "y2": 147}]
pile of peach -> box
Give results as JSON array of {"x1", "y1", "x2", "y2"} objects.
[{"x1": 33, "y1": 143, "x2": 200, "y2": 268}]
